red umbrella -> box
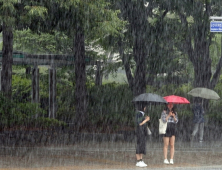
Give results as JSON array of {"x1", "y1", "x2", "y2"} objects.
[{"x1": 163, "y1": 95, "x2": 190, "y2": 104}]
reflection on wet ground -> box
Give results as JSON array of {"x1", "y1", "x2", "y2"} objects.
[{"x1": 0, "y1": 140, "x2": 222, "y2": 170}]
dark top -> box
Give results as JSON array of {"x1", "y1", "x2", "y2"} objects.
[
  {"x1": 192, "y1": 103, "x2": 205, "y2": 123},
  {"x1": 135, "y1": 111, "x2": 148, "y2": 137}
]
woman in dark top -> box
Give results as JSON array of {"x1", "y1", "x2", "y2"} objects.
[
  {"x1": 161, "y1": 103, "x2": 178, "y2": 165},
  {"x1": 135, "y1": 103, "x2": 150, "y2": 167}
]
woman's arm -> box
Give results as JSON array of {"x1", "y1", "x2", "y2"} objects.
[
  {"x1": 139, "y1": 116, "x2": 150, "y2": 126},
  {"x1": 173, "y1": 112, "x2": 179, "y2": 123},
  {"x1": 161, "y1": 111, "x2": 171, "y2": 123}
]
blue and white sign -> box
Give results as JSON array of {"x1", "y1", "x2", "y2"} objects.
[{"x1": 210, "y1": 21, "x2": 222, "y2": 32}]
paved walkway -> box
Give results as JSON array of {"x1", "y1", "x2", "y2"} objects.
[{"x1": 0, "y1": 140, "x2": 221, "y2": 170}]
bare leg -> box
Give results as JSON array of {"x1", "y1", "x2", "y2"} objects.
[
  {"x1": 169, "y1": 136, "x2": 175, "y2": 159},
  {"x1": 163, "y1": 137, "x2": 169, "y2": 159},
  {"x1": 136, "y1": 154, "x2": 140, "y2": 160},
  {"x1": 136, "y1": 154, "x2": 142, "y2": 160}
]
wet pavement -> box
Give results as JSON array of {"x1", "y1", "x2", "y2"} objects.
[{"x1": 0, "y1": 139, "x2": 222, "y2": 170}]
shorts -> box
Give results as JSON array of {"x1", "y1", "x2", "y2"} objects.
[
  {"x1": 163, "y1": 122, "x2": 176, "y2": 137},
  {"x1": 136, "y1": 134, "x2": 147, "y2": 154}
]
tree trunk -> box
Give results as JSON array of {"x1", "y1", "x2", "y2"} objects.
[
  {"x1": 181, "y1": 14, "x2": 222, "y2": 111},
  {"x1": 179, "y1": 12, "x2": 216, "y2": 90},
  {"x1": 187, "y1": 25, "x2": 212, "y2": 111},
  {"x1": 146, "y1": 74, "x2": 155, "y2": 86},
  {"x1": 210, "y1": 37, "x2": 222, "y2": 89},
  {"x1": 118, "y1": 39, "x2": 134, "y2": 91},
  {"x1": 130, "y1": 2, "x2": 147, "y2": 97},
  {"x1": 133, "y1": 36, "x2": 146, "y2": 97},
  {"x1": 193, "y1": 40, "x2": 212, "y2": 88},
  {"x1": 1, "y1": 23, "x2": 13, "y2": 99},
  {"x1": 74, "y1": 21, "x2": 87, "y2": 130},
  {"x1": 119, "y1": 0, "x2": 148, "y2": 97},
  {"x1": 26, "y1": 66, "x2": 31, "y2": 75}
]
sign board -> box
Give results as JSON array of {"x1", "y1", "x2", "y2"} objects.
[{"x1": 210, "y1": 21, "x2": 222, "y2": 32}]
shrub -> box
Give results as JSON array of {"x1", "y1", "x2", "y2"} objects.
[
  {"x1": 33, "y1": 117, "x2": 67, "y2": 129},
  {"x1": 87, "y1": 83, "x2": 134, "y2": 129},
  {"x1": 0, "y1": 93, "x2": 66, "y2": 130}
]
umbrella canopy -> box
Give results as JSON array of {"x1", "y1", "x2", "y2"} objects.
[
  {"x1": 163, "y1": 95, "x2": 190, "y2": 104},
  {"x1": 133, "y1": 93, "x2": 167, "y2": 104},
  {"x1": 187, "y1": 87, "x2": 220, "y2": 100}
]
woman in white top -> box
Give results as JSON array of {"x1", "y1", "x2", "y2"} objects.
[{"x1": 161, "y1": 103, "x2": 178, "y2": 165}]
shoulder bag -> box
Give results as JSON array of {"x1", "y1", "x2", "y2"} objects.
[
  {"x1": 147, "y1": 127, "x2": 152, "y2": 135},
  {"x1": 159, "y1": 118, "x2": 167, "y2": 134}
]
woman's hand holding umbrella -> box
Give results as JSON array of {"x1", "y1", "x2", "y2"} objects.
[
  {"x1": 169, "y1": 111, "x2": 173, "y2": 116},
  {"x1": 168, "y1": 110, "x2": 177, "y2": 122}
]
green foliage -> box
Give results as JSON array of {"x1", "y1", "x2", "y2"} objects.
[
  {"x1": 34, "y1": 117, "x2": 67, "y2": 128},
  {"x1": 158, "y1": 84, "x2": 179, "y2": 96},
  {"x1": 38, "y1": 67, "x2": 49, "y2": 99},
  {"x1": 6, "y1": 63, "x2": 222, "y2": 132},
  {"x1": 102, "y1": 69, "x2": 128, "y2": 84},
  {"x1": 146, "y1": 85, "x2": 158, "y2": 93},
  {"x1": 14, "y1": 29, "x2": 71, "y2": 54},
  {"x1": 11, "y1": 66, "x2": 49, "y2": 102},
  {"x1": 3, "y1": 0, "x2": 222, "y2": 133},
  {"x1": 209, "y1": 76, "x2": 222, "y2": 124},
  {"x1": 0, "y1": 91, "x2": 67, "y2": 130},
  {"x1": 0, "y1": 93, "x2": 45, "y2": 128},
  {"x1": 57, "y1": 0, "x2": 126, "y2": 39},
  {"x1": 12, "y1": 74, "x2": 31, "y2": 102},
  {"x1": 214, "y1": 75, "x2": 222, "y2": 97},
  {"x1": 87, "y1": 83, "x2": 134, "y2": 128},
  {"x1": 53, "y1": 67, "x2": 76, "y2": 122},
  {"x1": 0, "y1": 0, "x2": 47, "y2": 27},
  {"x1": 24, "y1": 6, "x2": 47, "y2": 19},
  {"x1": 210, "y1": 34, "x2": 222, "y2": 70},
  {"x1": 0, "y1": 0, "x2": 17, "y2": 25},
  {"x1": 56, "y1": 85, "x2": 75, "y2": 122}
]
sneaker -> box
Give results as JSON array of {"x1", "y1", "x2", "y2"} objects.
[
  {"x1": 136, "y1": 161, "x2": 147, "y2": 167},
  {"x1": 141, "y1": 161, "x2": 147, "y2": 166},
  {"x1": 170, "y1": 159, "x2": 174, "y2": 164},
  {"x1": 164, "y1": 159, "x2": 169, "y2": 164},
  {"x1": 136, "y1": 162, "x2": 140, "y2": 166}
]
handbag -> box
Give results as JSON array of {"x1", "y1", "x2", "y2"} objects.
[
  {"x1": 159, "y1": 118, "x2": 167, "y2": 134},
  {"x1": 147, "y1": 127, "x2": 152, "y2": 135}
]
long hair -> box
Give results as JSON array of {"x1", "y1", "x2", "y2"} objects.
[{"x1": 135, "y1": 102, "x2": 147, "y2": 111}]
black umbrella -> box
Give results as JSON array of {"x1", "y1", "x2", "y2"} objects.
[{"x1": 132, "y1": 93, "x2": 167, "y2": 104}]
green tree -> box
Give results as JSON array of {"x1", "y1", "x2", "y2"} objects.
[
  {"x1": 14, "y1": 29, "x2": 71, "y2": 54},
  {"x1": 37, "y1": 0, "x2": 125, "y2": 129},
  {"x1": 108, "y1": 0, "x2": 179, "y2": 94},
  {"x1": 0, "y1": 0, "x2": 47, "y2": 98},
  {"x1": 172, "y1": 0, "x2": 222, "y2": 90}
]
